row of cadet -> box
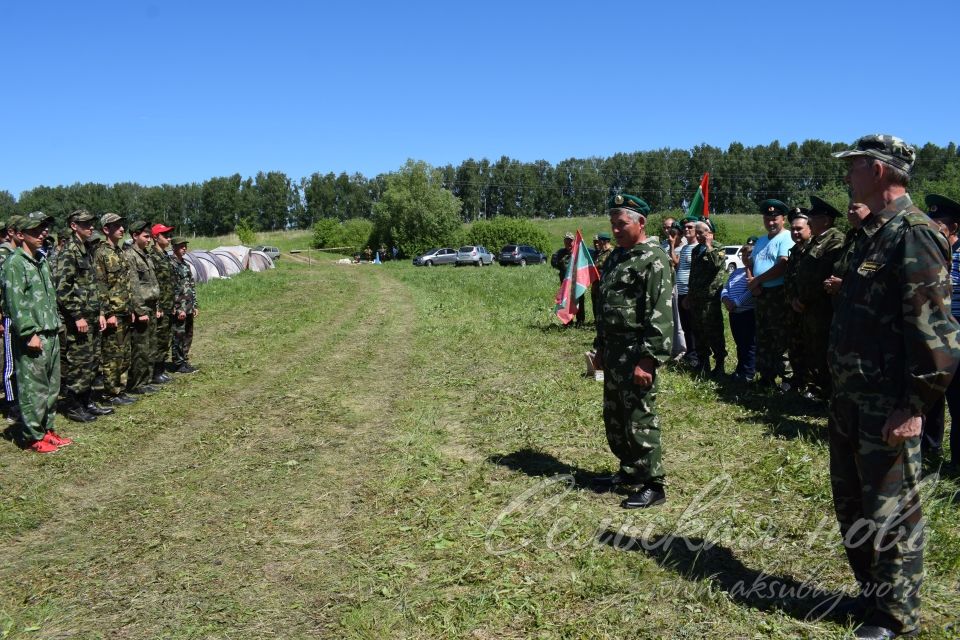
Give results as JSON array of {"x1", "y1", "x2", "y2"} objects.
[{"x1": 0, "y1": 210, "x2": 199, "y2": 453}]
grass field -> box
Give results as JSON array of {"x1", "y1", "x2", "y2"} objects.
[{"x1": 1, "y1": 254, "x2": 957, "y2": 639}]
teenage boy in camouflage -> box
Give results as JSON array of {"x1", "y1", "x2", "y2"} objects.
[
  {"x1": 55, "y1": 210, "x2": 113, "y2": 422},
  {"x1": 170, "y1": 237, "x2": 199, "y2": 373},
  {"x1": 124, "y1": 221, "x2": 161, "y2": 394},
  {"x1": 2, "y1": 212, "x2": 71, "y2": 453},
  {"x1": 149, "y1": 223, "x2": 175, "y2": 383},
  {"x1": 94, "y1": 213, "x2": 136, "y2": 406},
  {"x1": 0, "y1": 217, "x2": 21, "y2": 420}
]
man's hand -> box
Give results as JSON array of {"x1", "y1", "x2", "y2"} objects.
[
  {"x1": 27, "y1": 334, "x2": 42, "y2": 352},
  {"x1": 137, "y1": 314, "x2": 148, "y2": 323},
  {"x1": 75, "y1": 318, "x2": 89, "y2": 334},
  {"x1": 98, "y1": 315, "x2": 107, "y2": 332},
  {"x1": 823, "y1": 276, "x2": 843, "y2": 295},
  {"x1": 791, "y1": 299, "x2": 805, "y2": 313},
  {"x1": 193, "y1": 309, "x2": 199, "y2": 318},
  {"x1": 106, "y1": 315, "x2": 118, "y2": 328},
  {"x1": 722, "y1": 299, "x2": 736, "y2": 312},
  {"x1": 881, "y1": 409, "x2": 922, "y2": 446},
  {"x1": 177, "y1": 310, "x2": 186, "y2": 321},
  {"x1": 633, "y1": 358, "x2": 656, "y2": 388}
]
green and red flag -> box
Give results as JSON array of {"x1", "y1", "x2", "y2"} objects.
[
  {"x1": 554, "y1": 230, "x2": 600, "y2": 323},
  {"x1": 687, "y1": 172, "x2": 710, "y2": 219}
]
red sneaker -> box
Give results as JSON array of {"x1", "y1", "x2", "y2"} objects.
[
  {"x1": 28, "y1": 439, "x2": 58, "y2": 453},
  {"x1": 45, "y1": 431, "x2": 73, "y2": 447}
]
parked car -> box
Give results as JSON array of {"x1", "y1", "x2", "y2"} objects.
[
  {"x1": 455, "y1": 245, "x2": 494, "y2": 266},
  {"x1": 413, "y1": 247, "x2": 458, "y2": 266},
  {"x1": 253, "y1": 245, "x2": 281, "y2": 261},
  {"x1": 722, "y1": 245, "x2": 745, "y2": 272},
  {"x1": 499, "y1": 244, "x2": 546, "y2": 266}
]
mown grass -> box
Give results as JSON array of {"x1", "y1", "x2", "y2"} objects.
[{"x1": 2, "y1": 251, "x2": 955, "y2": 638}]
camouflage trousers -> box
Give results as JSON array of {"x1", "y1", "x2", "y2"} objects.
[
  {"x1": 12, "y1": 331, "x2": 60, "y2": 443},
  {"x1": 828, "y1": 395, "x2": 923, "y2": 634},
  {"x1": 172, "y1": 314, "x2": 194, "y2": 366},
  {"x1": 3, "y1": 317, "x2": 15, "y2": 402},
  {"x1": 800, "y1": 303, "x2": 833, "y2": 396},
  {"x1": 60, "y1": 321, "x2": 100, "y2": 397},
  {"x1": 785, "y1": 309, "x2": 805, "y2": 387},
  {"x1": 602, "y1": 367, "x2": 664, "y2": 485},
  {"x1": 127, "y1": 315, "x2": 155, "y2": 390},
  {"x1": 754, "y1": 285, "x2": 791, "y2": 382},
  {"x1": 154, "y1": 312, "x2": 172, "y2": 367},
  {"x1": 100, "y1": 318, "x2": 130, "y2": 397},
  {"x1": 688, "y1": 294, "x2": 726, "y2": 366}
]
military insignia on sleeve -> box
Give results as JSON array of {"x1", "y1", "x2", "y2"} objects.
[{"x1": 857, "y1": 260, "x2": 881, "y2": 276}]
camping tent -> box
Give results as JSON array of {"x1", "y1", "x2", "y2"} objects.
[
  {"x1": 211, "y1": 248, "x2": 244, "y2": 275},
  {"x1": 185, "y1": 250, "x2": 229, "y2": 283},
  {"x1": 248, "y1": 250, "x2": 275, "y2": 272}
]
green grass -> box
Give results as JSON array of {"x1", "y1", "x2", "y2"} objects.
[{"x1": 3, "y1": 247, "x2": 955, "y2": 638}]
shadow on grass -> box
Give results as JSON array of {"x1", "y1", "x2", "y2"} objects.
[
  {"x1": 529, "y1": 322, "x2": 596, "y2": 334},
  {"x1": 487, "y1": 448, "x2": 616, "y2": 495},
  {"x1": 597, "y1": 531, "x2": 855, "y2": 625}
]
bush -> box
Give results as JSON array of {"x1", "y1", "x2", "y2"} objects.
[
  {"x1": 460, "y1": 217, "x2": 552, "y2": 255},
  {"x1": 311, "y1": 217, "x2": 374, "y2": 255},
  {"x1": 236, "y1": 218, "x2": 257, "y2": 246}
]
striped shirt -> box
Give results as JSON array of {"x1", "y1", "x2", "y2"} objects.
[
  {"x1": 675, "y1": 243, "x2": 697, "y2": 295},
  {"x1": 721, "y1": 267, "x2": 755, "y2": 312}
]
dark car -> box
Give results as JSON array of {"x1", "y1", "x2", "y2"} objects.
[{"x1": 499, "y1": 244, "x2": 545, "y2": 266}]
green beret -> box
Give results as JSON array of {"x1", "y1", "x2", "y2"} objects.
[
  {"x1": 597, "y1": 232, "x2": 612, "y2": 241},
  {"x1": 20, "y1": 211, "x2": 53, "y2": 231},
  {"x1": 128, "y1": 220, "x2": 149, "y2": 234},
  {"x1": 809, "y1": 195, "x2": 841, "y2": 219},
  {"x1": 609, "y1": 193, "x2": 650, "y2": 217},
  {"x1": 100, "y1": 212, "x2": 125, "y2": 227},
  {"x1": 746, "y1": 236, "x2": 758, "y2": 245},
  {"x1": 759, "y1": 199, "x2": 789, "y2": 216},
  {"x1": 832, "y1": 134, "x2": 916, "y2": 174},
  {"x1": 788, "y1": 207, "x2": 810, "y2": 223},
  {"x1": 68, "y1": 209, "x2": 96, "y2": 224},
  {"x1": 926, "y1": 194, "x2": 960, "y2": 222},
  {"x1": 171, "y1": 236, "x2": 189, "y2": 247}
]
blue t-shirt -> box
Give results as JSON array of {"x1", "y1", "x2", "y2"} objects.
[{"x1": 752, "y1": 230, "x2": 794, "y2": 288}]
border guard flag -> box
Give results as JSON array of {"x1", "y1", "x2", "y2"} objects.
[
  {"x1": 687, "y1": 173, "x2": 710, "y2": 219},
  {"x1": 554, "y1": 230, "x2": 600, "y2": 323}
]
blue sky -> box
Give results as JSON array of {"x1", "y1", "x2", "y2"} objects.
[{"x1": 1, "y1": 0, "x2": 956, "y2": 197}]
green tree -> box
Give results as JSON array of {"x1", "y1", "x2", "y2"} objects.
[
  {"x1": 0, "y1": 190, "x2": 18, "y2": 218},
  {"x1": 372, "y1": 160, "x2": 462, "y2": 256},
  {"x1": 236, "y1": 217, "x2": 257, "y2": 245}
]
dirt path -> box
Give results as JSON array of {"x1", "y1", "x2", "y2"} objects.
[{"x1": 0, "y1": 263, "x2": 418, "y2": 638}]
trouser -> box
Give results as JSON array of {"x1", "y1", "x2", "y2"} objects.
[
  {"x1": 60, "y1": 320, "x2": 100, "y2": 397},
  {"x1": 101, "y1": 317, "x2": 130, "y2": 397},
  {"x1": 154, "y1": 312, "x2": 172, "y2": 367},
  {"x1": 729, "y1": 309, "x2": 756, "y2": 377},
  {"x1": 786, "y1": 308, "x2": 806, "y2": 387},
  {"x1": 127, "y1": 315, "x2": 155, "y2": 390},
  {"x1": 754, "y1": 285, "x2": 791, "y2": 382},
  {"x1": 922, "y1": 370, "x2": 960, "y2": 464},
  {"x1": 676, "y1": 294, "x2": 696, "y2": 360},
  {"x1": 3, "y1": 317, "x2": 15, "y2": 402},
  {"x1": 828, "y1": 395, "x2": 923, "y2": 634},
  {"x1": 688, "y1": 295, "x2": 726, "y2": 367},
  {"x1": 13, "y1": 331, "x2": 60, "y2": 443},
  {"x1": 172, "y1": 314, "x2": 194, "y2": 366},
  {"x1": 801, "y1": 303, "x2": 834, "y2": 397},
  {"x1": 601, "y1": 360, "x2": 663, "y2": 485}
]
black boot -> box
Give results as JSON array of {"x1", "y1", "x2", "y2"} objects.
[
  {"x1": 152, "y1": 363, "x2": 171, "y2": 385},
  {"x1": 60, "y1": 393, "x2": 97, "y2": 423},
  {"x1": 621, "y1": 483, "x2": 666, "y2": 509},
  {"x1": 83, "y1": 391, "x2": 114, "y2": 416},
  {"x1": 710, "y1": 360, "x2": 725, "y2": 378}
]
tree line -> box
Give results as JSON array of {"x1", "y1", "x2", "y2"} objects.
[{"x1": 2, "y1": 139, "x2": 958, "y2": 236}]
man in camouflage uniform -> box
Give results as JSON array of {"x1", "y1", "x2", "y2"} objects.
[
  {"x1": 55, "y1": 210, "x2": 112, "y2": 422},
  {"x1": 170, "y1": 237, "x2": 199, "y2": 373},
  {"x1": 2, "y1": 212, "x2": 72, "y2": 453},
  {"x1": 124, "y1": 221, "x2": 161, "y2": 394},
  {"x1": 150, "y1": 223, "x2": 176, "y2": 384},
  {"x1": 791, "y1": 196, "x2": 845, "y2": 398},
  {"x1": 0, "y1": 217, "x2": 21, "y2": 419},
  {"x1": 829, "y1": 135, "x2": 960, "y2": 639},
  {"x1": 552, "y1": 232, "x2": 585, "y2": 327},
  {"x1": 589, "y1": 232, "x2": 613, "y2": 321},
  {"x1": 684, "y1": 219, "x2": 726, "y2": 376},
  {"x1": 594, "y1": 194, "x2": 673, "y2": 509},
  {"x1": 94, "y1": 213, "x2": 136, "y2": 406},
  {"x1": 784, "y1": 209, "x2": 812, "y2": 391}
]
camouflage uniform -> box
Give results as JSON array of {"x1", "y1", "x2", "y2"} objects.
[
  {"x1": 686, "y1": 243, "x2": 727, "y2": 369},
  {"x1": 55, "y1": 234, "x2": 102, "y2": 402},
  {"x1": 590, "y1": 245, "x2": 613, "y2": 321},
  {"x1": 0, "y1": 241, "x2": 17, "y2": 404},
  {"x1": 94, "y1": 241, "x2": 133, "y2": 398},
  {"x1": 171, "y1": 253, "x2": 198, "y2": 368},
  {"x1": 828, "y1": 194, "x2": 960, "y2": 634},
  {"x1": 794, "y1": 227, "x2": 845, "y2": 396},
  {"x1": 594, "y1": 238, "x2": 673, "y2": 485},
  {"x1": 1, "y1": 247, "x2": 60, "y2": 444},
  {"x1": 783, "y1": 239, "x2": 811, "y2": 387},
  {"x1": 150, "y1": 244, "x2": 175, "y2": 372},
  {"x1": 552, "y1": 245, "x2": 585, "y2": 325},
  {"x1": 125, "y1": 242, "x2": 160, "y2": 391}
]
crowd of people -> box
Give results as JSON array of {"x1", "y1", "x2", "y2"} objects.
[
  {"x1": 587, "y1": 134, "x2": 958, "y2": 639},
  {"x1": 1, "y1": 211, "x2": 200, "y2": 454}
]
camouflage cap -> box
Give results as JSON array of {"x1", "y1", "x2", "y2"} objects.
[
  {"x1": 20, "y1": 211, "x2": 53, "y2": 231},
  {"x1": 831, "y1": 134, "x2": 916, "y2": 173},
  {"x1": 759, "y1": 199, "x2": 789, "y2": 216},
  {"x1": 128, "y1": 220, "x2": 149, "y2": 234},
  {"x1": 68, "y1": 209, "x2": 96, "y2": 223},
  {"x1": 925, "y1": 194, "x2": 960, "y2": 222},
  {"x1": 171, "y1": 236, "x2": 189, "y2": 246},
  {"x1": 809, "y1": 195, "x2": 841, "y2": 219},
  {"x1": 100, "y1": 212, "x2": 125, "y2": 227},
  {"x1": 563, "y1": 232, "x2": 575, "y2": 240},
  {"x1": 609, "y1": 193, "x2": 651, "y2": 217},
  {"x1": 788, "y1": 207, "x2": 810, "y2": 222},
  {"x1": 7, "y1": 215, "x2": 24, "y2": 232}
]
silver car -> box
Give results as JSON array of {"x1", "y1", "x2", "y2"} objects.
[
  {"x1": 413, "y1": 247, "x2": 458, "y2": 266},
  {"x1": 455, "y1": 245, "x2": 494, "y2": 266}
]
